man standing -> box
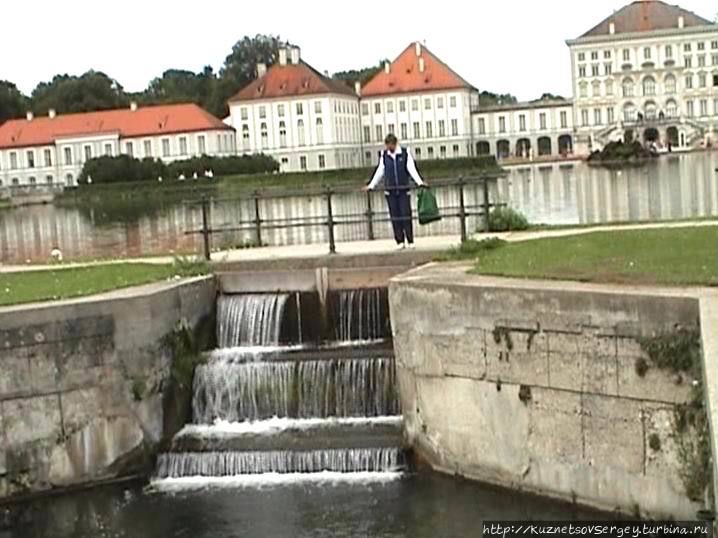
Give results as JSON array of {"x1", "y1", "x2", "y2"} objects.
[{"x1": 364, "y1": 134, "x2": 427, "y2": 249}]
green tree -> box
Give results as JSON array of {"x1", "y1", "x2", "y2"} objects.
[
  {"x1": 478, "y1": 90, "x2": 518, "y2": 107},
  {"x1": 333, "y1": 61, "x2": 387, "y2": 86},
  {"x1": 142, "y1": 66, "x2": 217, "y2": 108},
  {"x1": 532, "y1": 92, "x2": 566, "y2": 102},
  {"x1": 30, "y1": 71, "x2": 129, "y2": 115},
  {"x1": 214, "y1": 34, "x2": 289, "y2": 117},
  {"x1": 0, "y1": 81, "x2": 28, "y2": 124}
]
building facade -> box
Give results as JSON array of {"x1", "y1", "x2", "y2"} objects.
[
  {"x1": 567, "y1": 0, "x2": 718, "y2": 152},
  {"x1": 473, "y1": 100, "x2": 576, "y2": 159},
  {"x1": 227, "y1": 47, "x2": 362, "y2": 173},
  {"x1": 0, "y1": 103, "x2": 235, "y2": 187},
  {"x1": 359, "y1": 42, "x2": 479, "y2": 165}
]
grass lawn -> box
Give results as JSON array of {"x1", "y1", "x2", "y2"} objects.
[
  {"x1": 0, "y1": 261, "x2": 208, "y2": 307},
  {"x1": 445, "y1": 227, "x2": 717, "y2": 286}
]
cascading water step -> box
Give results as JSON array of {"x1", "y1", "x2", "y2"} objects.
[
  {"x1": 169, "y1": 416, "x2": 404, "y2": 453},
  {"x1": 155, "y1": 447, "x2": 405, "y2": 478},
  {"x1": 193, "y1": 354, "x2": 399, "y2": 423}
]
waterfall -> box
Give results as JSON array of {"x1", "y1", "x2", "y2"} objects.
[
  {"x1": 217, "y1": 293, "x2": 289, "y2": 347},
  {"x1": 156, "y1": 448, "x2": 403, "y2": 478},
  {"x1": 334, "y1": 288, "x2": 385, "y2": 342},
  {"x1": 193, "y1": 357, "x2": 398, "y2": 423}
]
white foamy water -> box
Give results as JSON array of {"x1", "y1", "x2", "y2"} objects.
[
  {"x1": 176, "y1": 416, "x2": 403, "y2": 437},
  {"x1": 150, "y1": 471, "x2": 404, "y2": 492}
]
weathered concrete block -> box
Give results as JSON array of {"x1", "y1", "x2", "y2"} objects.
[
  {"x1": 582, "y1": 394, "x2": 644, "y2": 474},
  {"x1": 28, "y1": 348, "x2": 59, "y2": 394},
  {"x1": 528, "y1": 387, "x2": 583, "y2": 465},
  {"x1": 3, "y1": 396, "x2": 62, "y2": 447},
  {"x1": 61, "y1": 388, "x2": 102, "y2": 435},
  {"x1": 547, "y1": 333, "x2": 581, "y2": 391},
  {"x1": 616, "y1": 339, "x2": 692, "y2": 404},
  {"x1": 583, "y1": 354, "x2": 618, "y2": 396},
  {"x1": 0, "y1": 356, "x2": 31, "y2": 399},
  {"x1": 486, "y1": 330, "x2": 548, "y2": 385},
  {"x1": 416, "y1": 376, "x2": 531, "y2": 480}
]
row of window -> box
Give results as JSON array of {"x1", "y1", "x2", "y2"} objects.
[
  {"x1": 361, "y1": 95, "x2": 458, "y2": 116},
  {"x1": 240, "y1": 117, "x2": 359, "y2": 149},
  {"x1": 1, "y1": 134, "x2": 232, "y2": 170},
  {"x1": 577, "y1": 53, "x2": 718, "y2": 78},
  {"x1": 577, "y1": 40, "x2": 718, "y2": 64},
  {"x1": 578, "y1": 97, "x2": 718, "y2": 126},
  {"x1": 361, "y1": 119, "x2": 460, "y2": 143},
  {"x1": 477, "y1": 110, "x2": 571, "y2": 135},
  {"x1": 579, "y1": 73, "x2": 718, "y2": 99},
  {"x1": 0, "y1": 173, "x2": 75, "y2": 187},
  {"x1": 240, "y1": 100, "x2": 357, "y2": 121}
]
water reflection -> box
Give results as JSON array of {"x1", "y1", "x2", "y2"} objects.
[
  {"x1": 1, "y1": 152, "x2": 716, "y2": 264},
  {"x1": 5, "y1": 472, "x2": 615, "y2": 538}
]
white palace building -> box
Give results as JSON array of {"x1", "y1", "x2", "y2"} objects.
[
  {"x1": 1, "y1": 0, "x2": 716, "y2": 183},
  {"x1": 227, "y1": 0, "x2": 717, "y2": 171}
]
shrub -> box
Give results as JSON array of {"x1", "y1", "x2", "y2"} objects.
[
  {"x1": 488, "y1": 207, "x2": 530, "y2": 232},
  {"x1": 166, "y1": 154, "x2": 279, "y2": 179},
  {"x1": 79, "y1": 155, "x2": 168, "y2": 184}
]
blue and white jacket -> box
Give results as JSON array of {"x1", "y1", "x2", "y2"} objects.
[{"x1": 367, "y1": 145, "x2": 425, "y2": 195}]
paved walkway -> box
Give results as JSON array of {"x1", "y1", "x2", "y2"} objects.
[{"x1": 2, "y1": 219, "x2": 716, "y2": 273}]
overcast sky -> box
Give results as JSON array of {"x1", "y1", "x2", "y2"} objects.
[{"x1": 2, "y1": 0, "x2": 716, "y2": 102}]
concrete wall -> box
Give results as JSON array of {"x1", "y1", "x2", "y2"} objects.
[
  {"x1": 390, "y1": 264, "x2": 708, "y2": 518},
  {"x1": 0, "y1": 276, "x2": 216, "y2": 500}
]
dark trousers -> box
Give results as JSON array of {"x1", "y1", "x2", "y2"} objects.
[{"x1": 385, "y1": 193, "x2": 414, "y2": 244}]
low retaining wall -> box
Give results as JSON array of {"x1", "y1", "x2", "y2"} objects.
[
  {"x1": 0, "y1": 276, "x2": 216, "y2": 500},
  {"x1": 390, "y1": 264, "x2": 714, "y2": 518}
]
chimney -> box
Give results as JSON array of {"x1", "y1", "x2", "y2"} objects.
[
  {"x1": 278, "y1": 48, "x2": 288, "y2": 66},
  {"x1": 354, "y1": 81, "x2": 361, "y2": 96},
  {"x1": 26, "y1": 111, "x2": 33, "y2": 121},
  {"x1": 678, "y1": 16, "x2": 684, "y2": 28},
  {"x1": 384, "y1": 61, "x2": 390, "y2": 74},
  {"x1": 609, "y1": 22, "x2": 615, "y2": 34},
  {"x1": 48, "y1": 109, "x2": 56, "y2": 119},
  {"x1": 290, "y1": 47, "x2": 301, "y2": 65},
  {"x1": 257, "y1": 63, "x2": 267, "y2": 77},
  {"x1": 324, "y1": 70, "x2": 330, "y2": 77},
  {"x1": 419, "y1": 57, "x2": 425, "y2": 73},
  {"x1": 415, "y1": 42, "x2": 422, "y2": 56},
  {"x1": 130, "y1": 101, "x2": 138, "y2": 112}
]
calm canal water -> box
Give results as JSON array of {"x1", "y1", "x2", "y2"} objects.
[
  {"x1": 1, "y1": 151, "x2": 716, "y2": 264},
  {"x1": 4, "y1": 472, "x2": 613, "y2": 538}
]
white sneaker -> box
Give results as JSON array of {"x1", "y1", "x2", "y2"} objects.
[
  {"x1": 407, "y1": 243, "x2": 416, "y2": 250},
  {"x1": 396, "y1": 243, "x2": 406, "y2": 251}
]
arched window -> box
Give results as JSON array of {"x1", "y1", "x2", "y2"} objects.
[
  {"x1": 605, "y1": 79, "x2": 614, "y2": 96},
  {"x1": 46, "y1": 175, "x2": 53, "y2": 184},
  {"x1": 316, "y1": 117, "x2": 324, "y2": 145},
  {"x1": 623, "y1": 102, "x2": 637, "y2": 122},
  {"x1": 591, "y1": 81, "x2": 601, "y2": 97},
  {"x1": 29, "y1": 176, "x2": 37, "y2": 185},
  {"x1": 579, "y1": 82, "x2": 588, "y2": 98},
  {"x1": 664, "y1": 74, "x2": 677, "y2": 94},
  {"x1": 11, "y1": 178, "x2": 19, "y2": 185},
  {"x1": 279, "y1": 121, "x2": 287, "y2": 147},
  {"x1": 665, "y1": 99, "x2": 678, "y2": 118},
  {"x1": 644, "y1": 101, "x2": 657, "y2": 120},
  {"x1": 65, "y1": 173, "x2": 74, "y2": 186},
  {"x1": 297, "y1": 119, "x2": 306, "y2": 146},
  {"x1": 241, "y1": 125, "x2": 250, "y2": 151},
  {"x1": 642, "y1": 76, "x2": 656, "y2": 96},
  {"x1": 622, "y1": 77, "x2": 634, "y2": 97},
  {"x1": 260, "y1": 122, "x2": 268, "y2": 149}
]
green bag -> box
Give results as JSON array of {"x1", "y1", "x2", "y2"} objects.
[{"x1": 417, "y1": 188, "x2": 441, "y2": 225}]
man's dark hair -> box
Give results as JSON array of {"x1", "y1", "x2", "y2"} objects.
[{"x1": 384, "y1": 134, "x2": 398, "y2": 145}]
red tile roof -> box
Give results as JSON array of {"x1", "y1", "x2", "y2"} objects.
[
  {"x1": 361, "y1": 42, "x2": 476, "y2": 97},
  {"x1": 229, "y1": 61, "x2": 356, "y2": 102},
  {"x1": 580, "y1": 0, "x2": 713, "y2": 38},
  {"x1": 0, "y1": 103, "x2": 232, "y2": 150}
]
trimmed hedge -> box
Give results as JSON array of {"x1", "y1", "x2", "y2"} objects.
[{"x1": 79, "y1": 154, "x2": 279, "y2": 184}]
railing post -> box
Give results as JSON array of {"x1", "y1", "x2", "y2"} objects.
[
  {"x1": 253, "y1": 193, "x2": 262, "y2": 246},
  {"x1": 366, "y1": 190, "x2": 375, "y2": 241},
  {"x1": 458, "y1": 176, "x2": 467, "y2": 243},
  {"x1": 200, "y1": 196, "x2": 211, "y2": 261},
  {"x1": 482, "y1": 177, "x2": 491, "y2": 233},
  {"x1": 325, "y1": 187, "x2": 336, "y2": 254}
]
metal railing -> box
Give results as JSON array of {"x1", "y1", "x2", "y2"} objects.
[{"x1": 185, "y1": 175, "x2": 505, "y2": 260}]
